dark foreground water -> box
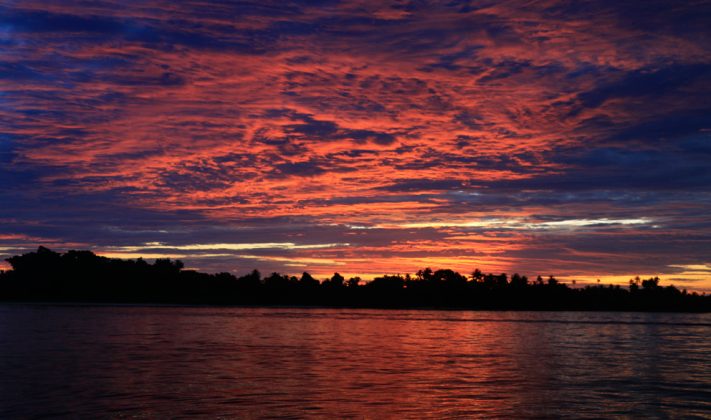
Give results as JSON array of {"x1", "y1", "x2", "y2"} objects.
[{"x1": 0, "y1": 306, "x2": 709, "y2": 418}]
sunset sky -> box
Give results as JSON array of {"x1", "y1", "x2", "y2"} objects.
[{"x1": 1, "y1": 1, "x2": 710, "y2": 290}]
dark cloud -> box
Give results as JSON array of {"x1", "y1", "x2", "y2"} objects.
[
  {"x1": 488, "y1": 146, "x2": 711, "y2": 192},
  {"x1": 577, "y1": 64, "x2": 711, "y2": 110},
  {"x1": 274, "y1": 161, "x2": 327, "y2": 177},
  {"x1": 285, "y1": 115, "x2": 396, "y2": 145},
  {"x1": 610, "y1": 113, "x2": 711, "y2": 142},
  {"x1": 378, "y1": 179, "x2": 464, "y2": 192},
  {"x1": 286, "y1": 118, "x2": 339, "y2": 139},
  {"x1": 1, "y1": 7, "x2": 125, "y2": 34}
]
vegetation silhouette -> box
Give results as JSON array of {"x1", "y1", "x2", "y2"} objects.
[{"x1": 0, "y1": 247, "x2": 708, "y2": 312}]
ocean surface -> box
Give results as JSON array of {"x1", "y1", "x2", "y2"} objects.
[{"x1": 0, "y1": 306, "x2": 709, "y2": 418}]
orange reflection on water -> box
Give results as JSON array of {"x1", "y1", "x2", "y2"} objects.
[{"x1": 1, "y1": 307, "x2": 710, "y2": 417}]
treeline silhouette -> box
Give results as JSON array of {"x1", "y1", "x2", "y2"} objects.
[{"x1": 0, "y1": 247, "x2": 708, "y2": 311}]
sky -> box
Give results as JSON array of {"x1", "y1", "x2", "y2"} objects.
[{"x1": 1, "y1": 0, "x2": 711, "y2": 290}]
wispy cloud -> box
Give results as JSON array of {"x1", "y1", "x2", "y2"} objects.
[
  {"x1": 395, "y1": 218, "x2": 652, "y2": 230},
  {"x1": 107, "y1": 242, "x2": 349, "y2": 252}
]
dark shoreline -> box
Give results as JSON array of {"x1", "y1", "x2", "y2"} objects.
[
  {"x1": 2, "y1": 247, "x2": 709, "y2": 313},
  {"x1": 1, "y1": 300, "x2": 709, "y2": 314}
]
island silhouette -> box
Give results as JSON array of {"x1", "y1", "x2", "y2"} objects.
[{"x1": 0, "y1": 246, "x2": 708, "y2": 312}]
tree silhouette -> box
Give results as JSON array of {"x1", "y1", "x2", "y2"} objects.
[
  {"x1": 0, "y1": 247, "x2": 708, "y2": 312},
  {"x1": 642, "y1": 277, "x2": 660, "y2": 290},
  {"x1": 328, "y1": 272, "x2": 345, "y2": 287}
]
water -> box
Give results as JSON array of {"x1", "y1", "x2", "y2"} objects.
[{"x1": 0, "y1": 306, "x2": 709, "y2": 418}]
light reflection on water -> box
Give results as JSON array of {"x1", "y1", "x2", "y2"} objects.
[{"x1": 0, "y1": 306, "x2": 709, "y2": 418}]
